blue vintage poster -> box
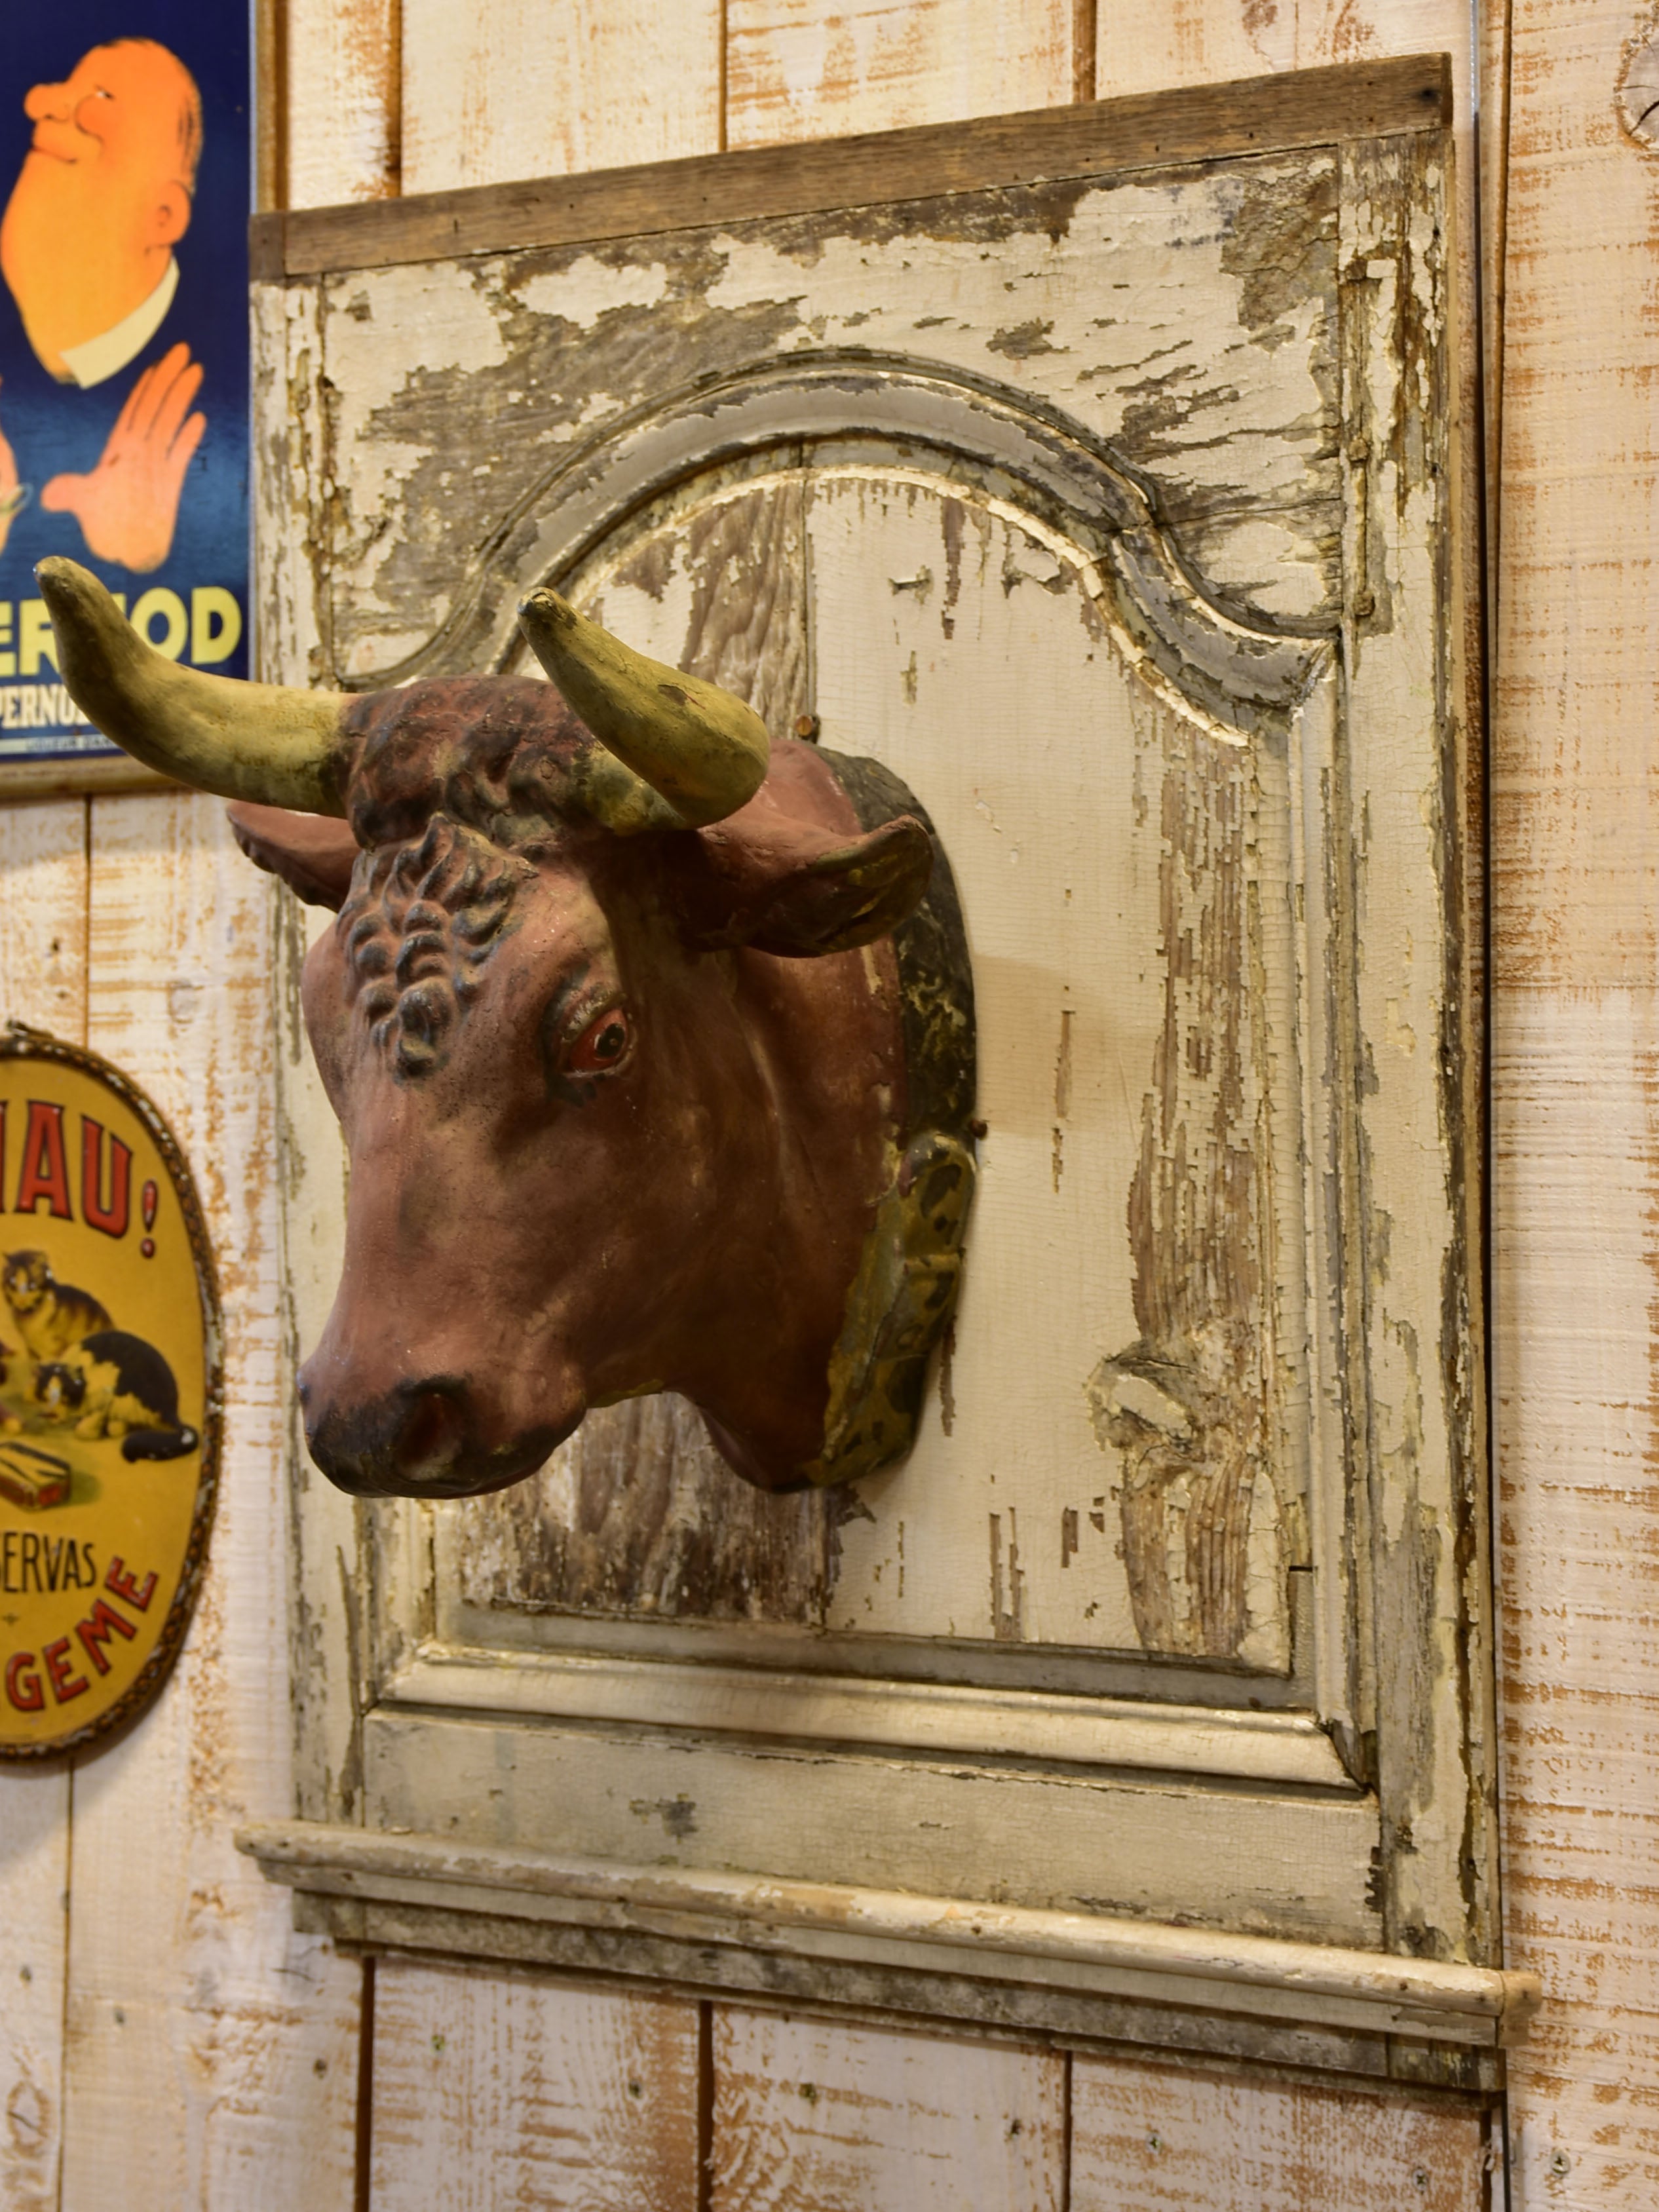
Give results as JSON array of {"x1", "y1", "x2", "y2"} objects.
[{"x1": 0, "y1": 9, "x2": 248, "y2": 763}]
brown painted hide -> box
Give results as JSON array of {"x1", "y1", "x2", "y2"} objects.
[{"x1": 229, "y1": 674, "x2": 932, "y2": 1499}]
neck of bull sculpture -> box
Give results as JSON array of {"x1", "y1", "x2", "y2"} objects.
[{"x1": 296, "y1": 742, "x2": 933, "y2": 1497}]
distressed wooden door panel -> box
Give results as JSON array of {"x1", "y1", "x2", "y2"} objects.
[{"x1": 250, "y1": 66, "x2": 1495, "y2": 2051}]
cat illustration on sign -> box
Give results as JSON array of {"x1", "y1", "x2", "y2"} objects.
[
  {"x1": 34, "y1": 1330, "x2": 197, "y2": 1461},
  {"x1": 3, "y1": 1248, "x2": 111, "y2": 1361},
  {"x1": 2, "y1": 1248, "x2": 197, "y2": 1462}
]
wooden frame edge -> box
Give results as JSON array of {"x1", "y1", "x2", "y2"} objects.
[
  {"x1": 0, "y1": 759, "x2": 176, "y2": 805},
  {"x1": 237, "y1": 1817, "x2": 1540, "y2": 2053},
  {"x1": 252, "y1": 52, "x2": 1453, "y2": 278}
]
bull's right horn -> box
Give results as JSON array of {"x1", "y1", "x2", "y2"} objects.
[
  {"x1": 518, "y1": 589, "x2": 771, "y2": 828},
  {"x1": 37, "y1": 558, "x2": 351, "y2": 816}
]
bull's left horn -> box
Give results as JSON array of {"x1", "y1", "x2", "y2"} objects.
[
  {"x1": 37, "y1": 558, "x2": 351, "y2": 816},
  {"x1": 518, "y1": 588, "x2": 770, "y2": 828}
]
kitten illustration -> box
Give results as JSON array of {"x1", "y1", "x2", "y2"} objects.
[
  {"x1": 34, "y1": 1331, "x2": 199, "y2": 1462},
  {"x1": 3, "y1": 1249, "x2": 113, "y2": 1364}
]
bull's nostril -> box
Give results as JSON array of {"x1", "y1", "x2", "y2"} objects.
[{"x1": 396, "y1": 1387, "x2": 467, "y2": 1479}]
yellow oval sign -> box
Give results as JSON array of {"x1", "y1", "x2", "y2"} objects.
[{"x1": 0, "y1": 1024, "x2": 219, "y2": 1758}]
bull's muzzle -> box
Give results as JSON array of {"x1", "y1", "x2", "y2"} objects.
[{"x1": 299, "y1": 1372, "x2": 563, "y2": 1498}]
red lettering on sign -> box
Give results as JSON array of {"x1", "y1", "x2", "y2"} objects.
[
  {"x1": 41, "y1": 1637, "x2": 86, "y2": 1703},
  {"x1": 104, "y1": 1557, "x2": 157, "y2": 1612},
  {"x1": 75, "y1": 1599, "x2": 136, "y2": 1677},
  {"x1": 81, "y1": 1118, "x2": 132, "y2": 1238},
  {"x1": 5, "y1": 1652, "x2": 43, "y2": 1711},
  {"x1": 16, "y1": 1101, "x2": 71, "y2": 1219}
]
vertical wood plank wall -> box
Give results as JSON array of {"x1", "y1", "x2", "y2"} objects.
[
  {"x1": 1493, "y1": 3, "x2": 1659, "y2": 2205},
  {"x1": 0, "y1": 0, "x2": 1651, "y2": 2203}
]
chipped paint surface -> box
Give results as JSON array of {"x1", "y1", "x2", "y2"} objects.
[
  {"x1": 262, "y1": 93, "x2": 1488, "y2": 2019},
  {"x1": 311, "y1": 156, "x2": 1341, "y2": 684}
]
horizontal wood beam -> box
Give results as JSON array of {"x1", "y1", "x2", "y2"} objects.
[
  {"x1": 252, "y1": 52, "x2": 1452, "y2": 278},
  {"x1": 238, "y1": 1818, "x2": 1538, "y2": 2065}
]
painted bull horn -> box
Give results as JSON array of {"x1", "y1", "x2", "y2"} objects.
[
  {"x1": 35, "y1": 557, "x2": 351, "y2": 817},
  {"x1": 518, "y1": 587, "x2": 771, "y2": 828}
]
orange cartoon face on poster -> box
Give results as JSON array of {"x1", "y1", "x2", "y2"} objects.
[
  {"x1": 0, "y1": 37, "x2": 204, "y2": 575},
  {"x1": 0, "y1": 12, "x2": 249, "y2": 773},
  {"x1": 0, "y1": 1025, "x2": 219, "y2": 1757}
]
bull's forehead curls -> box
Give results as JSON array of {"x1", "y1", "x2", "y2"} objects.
[{"x1": 337, "y1": 813, "x2": 535, "y2": 1080}]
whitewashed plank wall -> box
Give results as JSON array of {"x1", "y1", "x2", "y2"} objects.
[
  {"x1": 1492, "y1": 3, "x2": 1659, "y2": 2205},
  {"x1": 2, "y1": 0, "x2": 1653, "y2": 2203},
  {"x1": 0, "y1": 803, "x2": 86, "y2": 2212}
]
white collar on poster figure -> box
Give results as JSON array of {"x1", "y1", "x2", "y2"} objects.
[{"x1": 58, "y1": 257, "x2": 179, "y2": 391}]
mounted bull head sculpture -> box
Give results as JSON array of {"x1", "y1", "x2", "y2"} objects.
[{"x1": 37, "y1": 557, "x2": 976, "y2": 1500}]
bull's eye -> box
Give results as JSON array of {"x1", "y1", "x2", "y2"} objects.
[{"x1": 565, "y1": 1006, "x2": 634, "y2": 1076}]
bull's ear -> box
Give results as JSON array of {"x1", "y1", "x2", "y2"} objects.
[
  {"x1": 695, "y1": 813, "x2": 933, "y2": 957},
  {"x1": 225, "y1": 801, "x2": 361, "y2": 910}
]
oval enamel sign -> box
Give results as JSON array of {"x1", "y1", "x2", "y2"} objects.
[{"x1": 0, "y1": 1025, "x2": 219, "y2": 1758}]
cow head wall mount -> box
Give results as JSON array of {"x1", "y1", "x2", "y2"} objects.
[{"x1": 37, "y1": 556, "x2": 976, "y2": 1502}]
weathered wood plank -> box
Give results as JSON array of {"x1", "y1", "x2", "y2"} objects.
[
  {"x1": 725, "y1": 0, "x2": 1074, "y2": 146},
  {"x1": 710, "y1": 2006, "x2": 1064, "y2": 2209},
  {"x1": 0, "y1": 797, "x2": 86, "y2": 2212},
  {"x1": 54, "y1": 793, "x2": 360, "y2": 2207},
  {"x1": 1492, "y1": 0, "x2": 1659, "y2": 2200},
  {"x1": 286, "y1": 0, "x2": 401, "y2": 207},
  {"x1": 369, "y1": 1957, "x2": 700, "y2": 2209},
  {"x1": 1069, "y1": 2053, "x2": 1491, "y2": 2209},
  {"x1": 257, "y1": 54, "x2": 1451, "y2": 275},
  {"x1": 400, "y1": 0, "x2": 721, "y2": 195},
  {"x1": 1095, "y1": 0, "x2": 1291, "y2": 92},
  {"x1": 0, "y1": 1768, "x2": 69, "y2": 2212},
  {"x1": 0, "y1": 799, "x2": 88, "y2": 1044},
  {"x1": 1096, "y1": 0, "x2": 1467, "y2": 96}
]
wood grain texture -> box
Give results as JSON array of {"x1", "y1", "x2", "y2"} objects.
[
  {"x1": 710, "y1": 2006, "x2": 1065, "y2": 2209},
  {"x1": 0, "y1": 797, "x2": 86, "y2": 2212},
  {"x1": 259, "y1": 54, "x2": 1451, "y2": 275},
  {"x1": 400, "y1": 0, "x2": 721, "y2": 195},
  {"x1": 369, "y1": 1958, "x2": 699, "y2": 2209},
  {"x1": 54, "y1": 794, "x2": 360, "y2": 2208},
  {"x1": 725, "y1": 0, "x2": 1074, "y2": 146},
  {"x1": 1493, "y1": 3, "x2": 1659, "y2": 2198},
  {"x1": 0, "y1": 1769, "x2": 68, "y2": 2212},
  {"x1": 286, "y1": 0, "x2": 401, "y2": 206},
  {"x1": 1069, "y1": 2053, "x2": 1492, "y2": 2209},
  {"x1": 1096, "y1": 0, "x2": 1473, "y2": 98},
  {"x1": 451, "y1": 1390, "x2": 838, "y2": 1622}
]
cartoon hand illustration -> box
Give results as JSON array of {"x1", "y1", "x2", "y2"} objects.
[
  {"x1": 43, "y1": 342, "x2": 204, "y2": 574},
  {"x1": 0, "y1": 379, "x2": 30, "y2": 562}
]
